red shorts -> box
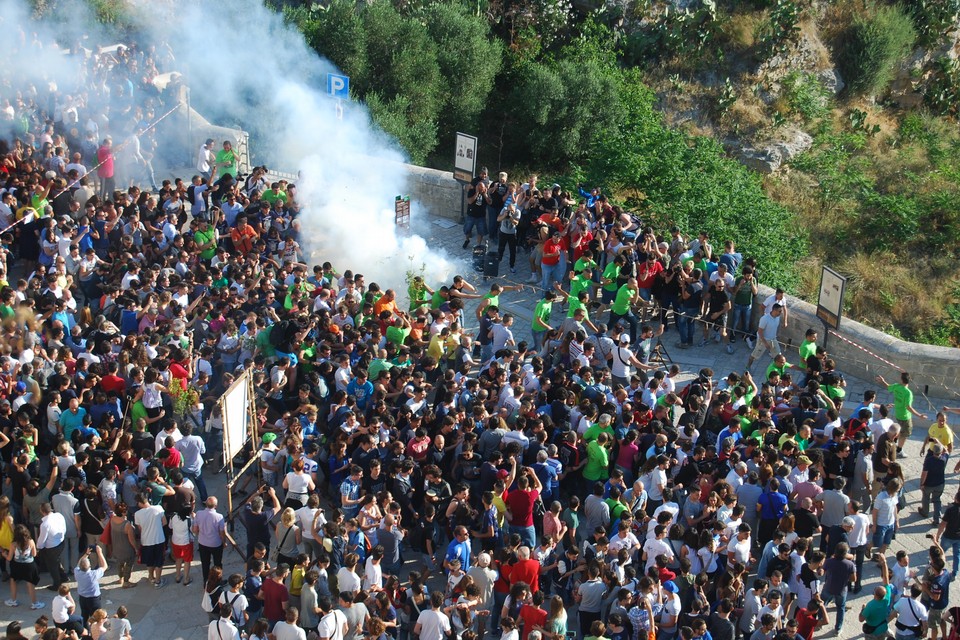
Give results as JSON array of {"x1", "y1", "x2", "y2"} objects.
[{"x1": 171, "y1": 543, "x2": 194, "y2": 562}]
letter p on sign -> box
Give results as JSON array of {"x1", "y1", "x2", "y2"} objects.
[{"x1": 327, "y1": 73, "x2": 350, "y2": 99}]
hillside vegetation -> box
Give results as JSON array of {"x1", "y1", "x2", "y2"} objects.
[{"x1": 285, "y1": 0, "x2": 960, "y2": 345}]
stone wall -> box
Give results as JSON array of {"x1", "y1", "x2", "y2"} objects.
[
  {"x1": 753, "y1": 285, "x2": 960, "y2": 398},
  {"x1": 405, "y1": 164, "x2": 464, "y2": 222}
]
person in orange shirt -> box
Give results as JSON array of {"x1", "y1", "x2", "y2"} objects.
[
  {"x1": 373, "y1": 289, "x2": 398, "y2": 318},
  {"x1": 230, "y1": 215, "x2": 259, "y2": 255}
]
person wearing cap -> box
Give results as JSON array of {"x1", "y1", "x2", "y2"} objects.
[
  {"x1": 658, "y1": 580, "x2": 681, "y2": 640},
  {"x1": 260, "y1": 433, "x2": 280, "y2": 488},
  {"x1": 610, "y1": 333, "x2": 652, "y2": 388}
]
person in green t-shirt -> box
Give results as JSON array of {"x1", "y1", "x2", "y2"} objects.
[
  {"x1": 877, "y1": 372, "x2": 927, "y2": 454},
  {"x1": 531, "y1": 290, "x2": 557, "y2": 350},
  {"x1": 798, "y1": 327, "x2": 819, "y2": 375},
  {"x1": 475, "y1": 282, "x2": 523, "y2": 322},
  {"x1": 194, "y1": 218, "x2": 218, "y2": 262},
  {"x1": 386, "y1": 314, "x2": 412, "y2": 347},
  {"x1": 599, "y1": 255, "x2": 625, "y2": 313},
  {"x1": 214, "y1": 140, "x2": 238, "y2": 177},
  {"x1": 609, "y1": 277, "x2": 640, "y2": 343},
  {"x1": 408, "y1": 276, "x2": 433, "y2": 312}
]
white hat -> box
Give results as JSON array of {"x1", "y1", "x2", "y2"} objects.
[{"x1": 619, "y1": 333, "x2": 631, "y2": 343}]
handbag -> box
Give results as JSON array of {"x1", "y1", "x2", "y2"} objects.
[{"x1": 99, "y1": 518, "x2": 113, "y2": 546}]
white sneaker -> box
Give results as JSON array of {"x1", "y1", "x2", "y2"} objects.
[
  {"x1": 30, "y1": 601, "x2": 45, "y2": 610},
  {"x1": 5, "y1": 599, "x2": 18, "y2": 607},
  {"x1": 527, "y1": 275, "x2": 539, "y2": 284},
  {"x1": 746, "y1": 337, "x2": 755, "y2": 349}
]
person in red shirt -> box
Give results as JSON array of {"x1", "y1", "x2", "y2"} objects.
[
  {"x1": 636, "y1": 253, "x2": 664, "y2": 321},
  {"x1": 794, "y1": 592, "x2": 829, "y2": 640},
  {"x1": 257, "y1": 564, "x2": 290, "y2": 626},
  {"x1": 518, "y1": 591, "x2": 548, "y2": 640},
  {"x1": 539, "y1": 231, "x2": 565, "y2": 296},
  {"x1": 508, "y1": 546, "x2": 540, "y2": 594},
  {"x1": 100, "y1": 361, "x2": 126, "y2": 395},
  {"x1": 230, "y1": 215, "x2": 259, "y2": 255},
  {"x1": 506, "y1": 470, "x2": 542, "y2": 548}
]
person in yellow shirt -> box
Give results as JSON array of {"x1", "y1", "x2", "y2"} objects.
[{"x1": 924, "y1": 411, "x2": 955, "y2": 456}]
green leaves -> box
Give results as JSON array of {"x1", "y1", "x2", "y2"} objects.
[
  {"x1": 838, "y1": 4, "x2": 917, "y2": 97},
  {"x1": 295, "y1": 0, "x2": 502, "y2": 165}
]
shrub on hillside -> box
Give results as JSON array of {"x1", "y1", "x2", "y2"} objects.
[{"x1": 838, "y1": 5, "x2": 917, "y2": 97}]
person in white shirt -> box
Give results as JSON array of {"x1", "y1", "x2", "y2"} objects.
[
  {"x1": 208, "y1": 604, "x2": 242, "y2": 640},
  {"x1": 197, "y1": 139, "x2": 215, "y2": 177},
  {"x1": 414, "y1": 591, "x2": 452, "y2": 640},
  {"x1": 336, "y1": 555, "x2": 362, "y2": 594},
  {"x1": 37, "y1": 503, "x2": 68, "y2": 589},
  {"x1": 890, "y1": 584, "x2": 928, "y2": 639},
  {"x1": 272, "y1": 607, "x2": 307, "y2": 640},
  {"x1": 318, "y1": 602, "x2": 349, "y2": 640},
  {"x1": 747, "y1": 303, "x2": 784, "y2": 369},
  {"x1": 363, "y1": 547, "x2": 384, "y2": 592},
  {"x1": 641, "y1": 525, "x2": 674, "y2": 571}
]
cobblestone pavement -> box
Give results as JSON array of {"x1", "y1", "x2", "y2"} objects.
[{"x1": 1, "y1": 214, "x2": 955, "y2": 640}]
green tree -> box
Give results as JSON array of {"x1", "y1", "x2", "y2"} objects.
[
  {"x1": 421, "y1": 3, "x2": 503, "y2": 136},
  {"x1": 293, "y1": 1, "x2": 369, "y2": 88}
]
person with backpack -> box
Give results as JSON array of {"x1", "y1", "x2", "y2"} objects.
[{"x1": 218, "y1": 573, "x2": 249, "y2": 630}]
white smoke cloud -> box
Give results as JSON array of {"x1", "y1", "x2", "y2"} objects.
[
  {"x1": 144, "y1": 0, "x2": 460, "y2": 291},
  {"x1": 2, "y1": 0, "x2": 460, "y2": 293}
]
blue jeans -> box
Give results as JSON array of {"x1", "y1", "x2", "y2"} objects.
[
  {"x1": 821, "y1": 588, "x2": 847, "y2": 631},
  {"x1": 732, "y1": 303, "x2": 752, "y2": 338},
  {"x1": 942, "y1": 537, "x2": 960, "y2": 576},
  {"x1": 677, "y1": 309, "x2": 697, "y2": 345},
  {"x1": 464, "y1": 216, "x2": 487, "y2": 239},
  {"x1": 182, "y1": 468, "x2": 208, "y2": 502},
  {"x1": 541, "y1": 259, "x2": 565, "y2": 297},
  {"x1": 509, "y1": 524, "x2": 536, "y2": 548},
  {"x1": 490, "y1": 589, "x2": 507, "y2": 631},
  {"x1": 609, "y1": 308, "x2": 640, "y2": 343},
  {"x1": 532, "y1": 330, "x2": 546, "y2": 351}
]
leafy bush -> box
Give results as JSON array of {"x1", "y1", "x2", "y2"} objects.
[
  {"x1": 756, "y1": 0, "x2": 804, "y2": 60},
  {"x1": 904, "y1": 0, "x2": 960, "y2": 48},
  {"x1": 838, "y1": 5, "x2": 917, "y2": 97},
  {"x1": 925, "y1": 57, "x2": 960, "y2": 118},
  {"x1": 782, "y1": 71, "x2": 831, "y2": 122}
]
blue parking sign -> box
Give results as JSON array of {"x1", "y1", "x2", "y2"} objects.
[{"x1": 327, "y1": 73, "x2": 350, "y2": 99}]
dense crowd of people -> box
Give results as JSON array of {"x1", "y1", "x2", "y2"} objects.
[{"x1": 2, "y1": 32, "x2": 960, "y2": 640}]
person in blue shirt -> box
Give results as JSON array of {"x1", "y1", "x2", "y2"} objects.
[
  {"x1": 717, "y1": 421, "x2": 743, "y2": 448},
  {"x1": 339, "y1": 465, "x2": 363, "y2": 519},
  {"x1": 444, "y1": 525, "x2": 472, "y2": 573},
  {"x1": 532, "y1": 450, "x2": 558, "y2": 503},
  {"x1": 346, "y1": 370, "x2": 374, "y2": 412}
]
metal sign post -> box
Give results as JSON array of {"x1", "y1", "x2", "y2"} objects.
[{"x1": 816, "y1": 265, "x2": 847, "y2": 350}]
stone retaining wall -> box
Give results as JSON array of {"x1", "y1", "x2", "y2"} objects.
[
  {"x1": 753, "y1": 285, "x2": 960, "y2": 398},
  {"x1": 405, "y1": 164, "x2": 464, "y2": 222}
]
